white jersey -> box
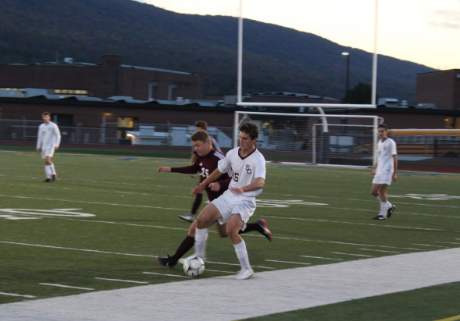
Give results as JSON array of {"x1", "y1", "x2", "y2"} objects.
[
  {"x1": 218, "y1": 147, "x2": 266, "y2": 197},
  {"x1": 376, "y1": 137, "x2": 397, "y2": 175},
  {"x1": 37, "y1": 121, "x2": 61, "y2": 150}
]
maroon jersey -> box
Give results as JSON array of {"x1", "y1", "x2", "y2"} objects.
[{"x1": 171, "y1": 148, "x2": 230, "y2": 201}]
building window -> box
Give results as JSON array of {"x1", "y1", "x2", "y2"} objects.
[{"x1": 54, "y1": 89, "x2": 88, "y2": 95}]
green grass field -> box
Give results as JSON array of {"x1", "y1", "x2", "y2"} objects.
[{"x1": 1, "y1": 149, "x2": 460, "y2": 320}]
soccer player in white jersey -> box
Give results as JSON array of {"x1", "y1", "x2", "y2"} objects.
[
  {"x1": 191, "y1": 121, "x2": 266, "y2": 280},
  {"x1": 180, "y1": 120, "x2": 223, "y2": 223},
  {"x1": 370, "y1": 123, "x2": 398, "y2": 220},
  {"x1": 36, "y1": 112, "x2": 61, "y2": 182}
]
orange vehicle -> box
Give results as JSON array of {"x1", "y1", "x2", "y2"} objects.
[{"x1": 388, "y1": 129, "x2": 460, "y2": 157}]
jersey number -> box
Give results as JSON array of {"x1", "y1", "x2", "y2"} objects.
[
  {"x1": 233, "y1": 172, "x2": 239, "y2": 182},
  {"x1": 200, "y1": 168, "x2": 209, "y2": 178}
]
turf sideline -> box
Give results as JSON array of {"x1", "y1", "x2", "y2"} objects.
[{"x1": 2, "y1": 247, "x2": 460, "y2": 321}]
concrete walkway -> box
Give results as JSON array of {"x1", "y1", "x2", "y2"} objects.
[{"x1": 2, "y1": 248, "x2": 460, "y2": 321}]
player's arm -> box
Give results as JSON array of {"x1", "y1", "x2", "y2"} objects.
[
  {"x1": 54, "y1": 124, "x2": 61, "y2": 150},
  {"x1": 208, "y1": 176, "x2": 231, "y2": 192},
  {"x1": 189, "y1": 153, "x2": 198, "y2": 178},
  {"x1": 370, "y1": 161, "x2": 378, "y2": 177},
  {"x1": 231, "y1": 177, "x2": 265, "y2": 194},
  {"x1": 392, "y1": 154, "x2": 398, "y2": 181},
  {"x1": 36, "y1": 126, "x2": 42, "y2": 152},
  {"x1": 157, "y1": 164, "x2": 199, "y2": 174},
  {"x1": 191, "y1": 168, "x2": 223, "y2": 196}
]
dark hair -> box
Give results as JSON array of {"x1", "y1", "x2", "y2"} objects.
[
  {"x1": 378, "y1": 123, "x2": 388, "y2": 130},
  {"x1": 239, "y1": 121, "x2": 259, "y2": 139},
  {"x1": 194, "y1": 120, "x2": 208, "y2": 131},
  {"x1": 191, "y1": 130, "x2": 210, "y2": 143},
  {"x1": 42, "y1": 111, "x2": 50, "y2": 116}
]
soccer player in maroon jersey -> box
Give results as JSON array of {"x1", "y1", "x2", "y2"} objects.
[
  {"x1": 156, "y1": 130, "x2": 271, "y2": 268},
  {"x1": 180, "y1": 120, "x2": 223, "y2": 222}
]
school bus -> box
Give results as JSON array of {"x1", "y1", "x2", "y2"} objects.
[{"x1": 388, "y1": 129, "x2": 460, "y2": 157}]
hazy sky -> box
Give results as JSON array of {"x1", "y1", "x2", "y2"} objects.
[{"x1": 136, "y1": 0, "x2": 460, "y2": 70}]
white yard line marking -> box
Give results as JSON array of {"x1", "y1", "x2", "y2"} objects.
[
  {"x1": 94, "y1": 278, "x2": 148, "y2": 284},
  {"x1": 276, "y1": 236, "x2": 423, "y2": 251},
  {"x1": 0, "y1": 194, "x2": 187, "y2": 212},
  {"x1": 435, "y1": 241, "x2": 460, "y2": 245},
  {"x1": 142, "y1": 272, "x2": 188, "y2": 278},
  {"x1": 332, "y1": 252, "x2": 373, "y2": 257},
  {"x1": 205, "y1": 269, "x2": 235, "y2": 274},
  {"x1": 39, "y1": 283, "x2": 94, "y2": 291},
  {"x1": 300, "y1": 255, "x2": 343, "y2": 261},
  {"x1": 265, "y1": 259, "x2": 311, "y2": 265},
  {"x1": 412, "y1": 244, "x2": 449, "y2": 248},
  {"x1": 0, "y1": 291, "x2": 36, "y2": 298},
  {"x1": 359, "y1": 248, "x2": 400, "y2": 254},
  {"x1": 205, "y1": 260, "x2": 275, "y2": 270},
  {"x1": 264, "y1": 215, "x2": 460, "y2": 233},
  {"x1": 0, "y1": 241, "x2": 157, "y2": 258}
]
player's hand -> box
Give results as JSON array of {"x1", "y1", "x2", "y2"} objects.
[
  {"x1": 157, "y1": 167, "x2": 171, "y2": 173},
  {"x1": 208, "y1": 182, "x2": 220, "y2": 191},
  {"x1": 392, "y1": 173, "x2": 397, "y2": 182},
  {"x1": 36, "y1": 148, "x2": 41, "y2": 153},
  {"x1": 369, "y1": 170, "x2": 376, "y2": 178},
  {"x1": 191, "y1": 184, "x2": 203, "y2": 197},
  {"x1": 190, "y1": 175, "x2": 195, "y2": 178},
  {"x1": 230, "y1": 187, "x2": 245, "y2": 194},
  {"x1": 54, "y1": 147, "x2": 59, "y2": 151}
]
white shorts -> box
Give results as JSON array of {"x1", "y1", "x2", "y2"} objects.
[
  {"x1": 212, "y1": 190, "x2": 256, "y2": 231},
  {"x1": 372, "y1": 173, "x2": 392, "y2": 185},
  {"x1": 41, "y1": 147, "x2": 55, "y2": 159}
]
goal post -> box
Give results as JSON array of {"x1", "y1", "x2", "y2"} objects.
[{"x1": 234, "y1": 111, "x2": 383, "y2": 167}]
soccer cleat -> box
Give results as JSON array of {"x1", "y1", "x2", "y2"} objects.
[
  {"x1": 372, "y1": 215, "x2": 386, "y2": 220},
  {"x1": 156, "y1": 255, "x2": 176, "y2": 269},
  {"x1": 387, "y1": 204, "x2": 396, "y2": 218},
  {"x1": 256, "y1": 218, "x2": 272, "y2": 242},
  {"x1": 236, "y1": 268, "x2": 254, "y2": 280},
  {"x1": 43, "y1": 178, "x2": 52, "y2": 183},
  {"x1": 51, "y1": 174, "x2": 56, "y2": 182},
  {"x1": 179, "y1": 213, "x2": 195, "y2": 223}
]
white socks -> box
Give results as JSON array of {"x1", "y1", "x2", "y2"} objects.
[
  {"x1": 45, "y1": 165, "x2": 52, "y2": 179},
  {"x1": 234, "y1": 240, "x2": 251, "y2": 270},
  {"x1": 50, "y1": 164, "x2": 56, "y2": 175},
  {"x1": 194, "y1": 228, "x2": 208, "y2": 259}
]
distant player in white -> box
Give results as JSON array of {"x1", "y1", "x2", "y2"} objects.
[
  {"x1": 191, "y1": 122, "x2": 266, "y2": 280},
  {"x1": 370, "y1": 123, "x2": 398, "y2": 220},
  {"x1": 36, "y1": 112, "x2": 61, "y2": 182}
]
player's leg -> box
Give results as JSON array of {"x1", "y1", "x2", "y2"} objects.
[
  {"x1": 179, "y1": 192, "x2": 202, "y2": 223},
  {"x1": 379, "y1": 184, "x2": 395, "y2": 218},
  {"x1": 240, "y1": 219, "x2": 272, "y2": 241},
  {"x1": 194, "y1": 203, "x2": 223, "y2": 259},
  {"x1": 226, "y1": 214, "x2": 254, "y2": 280},
  {"x1": 43, "y1": 154, "x2": 53, "y2": 182},
  {"x1": 157, "y1": 221, "x2": 197, "y2": 268},
  {"x1": 215, "y1": 219, "x2": 272, "y2": 241}
]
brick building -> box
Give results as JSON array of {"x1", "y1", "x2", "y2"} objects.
[
  {"x1": 416, "y1": 70, "x2": 460, "y2": 110},
  {"x1": 0, "y1": 55, "x2": 203, "y2": 101}
]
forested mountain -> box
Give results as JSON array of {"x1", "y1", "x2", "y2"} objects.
[{"x1": 0, "y1": 0, "x2": 435, "y2": 101}]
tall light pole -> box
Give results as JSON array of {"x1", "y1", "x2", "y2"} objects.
[{"x1": 342, "y1": 52, "x2": 350, "y2": 98}]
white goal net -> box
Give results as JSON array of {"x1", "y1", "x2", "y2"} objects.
[{"x1": 234, "y1": 111, "x2": 382, "y2": 167}]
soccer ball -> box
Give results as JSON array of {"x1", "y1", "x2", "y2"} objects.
[{"x1": 183, "y1": 256, "x2": 205, "y2": 277}]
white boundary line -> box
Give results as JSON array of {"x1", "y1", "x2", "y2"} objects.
[
  {"x1": 94, "y1": 278, "x2": 149, "y2": 284},
  {"x1": 412, "y1": 244, "x2": 449, "y2": 248},
  {"x1": 265, "y1": 260, "x2": 311, "y2": 265},
  {"x1": 300, "y1": 255, "x2": 343, "y2": 261},
  {"x1": 0, "y1": 291, "x2": 36, "y2": 298},
  {"x1": 0, "y1": 241, "x2": 157, "y2": 258},
  {"x1": 142, "y1": 272, "x2": 188, "y2": 278},
  {"x1": 39, "y1": 283, "x2": 94, "y2": 291},
  {"x1": 332, "y1": 252, "x2": 373, "y2": 257},
  {"x1": 359, "y1": 248, "x2": 400, "y2": 254}
]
